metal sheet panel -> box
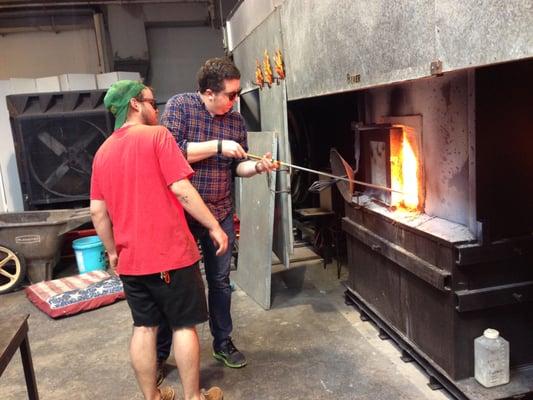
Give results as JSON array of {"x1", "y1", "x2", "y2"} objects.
[
  {"x1": 436, "y1": 0, "x2": 533, "y2": 72},
  {"x1": 226, "y1": 0, "x2": 277, "y2": 51},
  {"x1": 234, "y1": 132, "x2": 277, "y2": 310},
  {"x1": 261, "y1": 83, "x2": 293, "y2": 267},
  {"x1": 281, "y1": 0, "x2": 435, "y2": 100},
  {"x1": 232, "y1": 9, "x2": 293, "y2": 267},
  {"x1": 232, "y1": 8, "x2": 284, "y2": 93}
]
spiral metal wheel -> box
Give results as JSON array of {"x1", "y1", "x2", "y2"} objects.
[{"x1": 0, "y1": 245, "x2": 26, "y2": 294}]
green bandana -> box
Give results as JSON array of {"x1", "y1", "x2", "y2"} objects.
[{"x1": 104, "y1": 80, "x2": 146, "y2": 129}]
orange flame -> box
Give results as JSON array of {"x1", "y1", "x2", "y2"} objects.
[{"x1": 391, "y1": 129, "x2": 419, "y2": 209}]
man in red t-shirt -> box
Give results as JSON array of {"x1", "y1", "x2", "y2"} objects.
[{"x1": 90, "y1": 80, "x2": 226, "y2": 400}]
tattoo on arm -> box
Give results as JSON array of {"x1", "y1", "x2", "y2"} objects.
[{"x1": 178, "y1": 194, "x2": 189, "y2": 205}]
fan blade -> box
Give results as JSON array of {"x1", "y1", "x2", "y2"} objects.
[
  {"x1": 37, "y1": 131, "x2": 67, "y2": 156},
  {"x1": 44, "y1": 161, "x2": 69, "y2": 188},
  {"x1": 70, "y1": 129, "x2": 99, "y2": 152}
]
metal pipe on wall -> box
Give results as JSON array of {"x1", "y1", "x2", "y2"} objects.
[
  {"x1": 93, "y1": 12, "x2": 110, "y2": 73},
  {"x1": 0, "y1": 0, "x2": 209, "y2": 9},
  {"x1": 0, "y1": 167, "x2": 9, "y2": 212},
  {"x1": 0, "y1": 8, "x2": 94, "y2": 33}
]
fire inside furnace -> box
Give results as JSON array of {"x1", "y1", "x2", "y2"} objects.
[{"x1": 390, "y1": 126, "x2": 419, "y2": 210}]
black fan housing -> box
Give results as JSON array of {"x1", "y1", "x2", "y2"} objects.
[{"x1": 7, "y1": 90, "x2": 114, "y2": 210}]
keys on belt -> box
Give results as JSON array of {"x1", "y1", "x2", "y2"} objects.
[{"x1": 160, "y1": 271, "x2": 170, "y2": 284}]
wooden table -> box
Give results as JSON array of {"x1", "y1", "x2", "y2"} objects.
[{"x1": 0, "y1": 314, "x2": 39, "y2": 399}]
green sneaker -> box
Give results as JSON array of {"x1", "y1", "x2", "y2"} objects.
[{"x1": 212, "y1": 338, "x2": 247, "y2": 368}]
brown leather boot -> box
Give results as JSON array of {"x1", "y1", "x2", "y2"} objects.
[
  {"x1": 201, "y1": 386, "x2": 223, "y2": 400},
  {"x1": 159, "y1": 386, "x2": 175, "y2": 400}
]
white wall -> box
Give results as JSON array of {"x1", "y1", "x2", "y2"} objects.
[
  {"x1": 0, "y1": 29, "x2": 101, "y2": 79},
  {"x1": 0, "y1": 80, "x2": 24, "y2": 212}
]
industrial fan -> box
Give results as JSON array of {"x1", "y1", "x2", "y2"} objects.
[{"x1": 7, "y1": 90, "x2": 113, "y2": 210}]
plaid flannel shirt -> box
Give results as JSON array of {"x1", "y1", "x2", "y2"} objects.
[{"x1": 161, "y1": 93, "x2": 248, "y2": 222}]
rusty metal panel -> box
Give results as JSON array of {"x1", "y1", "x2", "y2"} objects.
[
  {"x1": 346, "y1": 235, "x2": 404, "y2": 331},
  {"x1": 232, "y1": 9, "x2": 293, "y2": 267},
  {"x1": 436, "y1": 0, "x2": 533, "y2": 73},
  {"x1": 234, "y1": 132, "x2": 277, "y2": 310},
  {"x1": 365, "y1": 71, "x2": 472, "y2": 228},
  {"x1": 400, "y1": 270, "x2": 457, "y2": 377},
  {"x1": 281, "y1": 0, "x2": 435, "y2": 100},
  {"x1": 342, "y1": 218, "x2": 451, "y2": 291}
]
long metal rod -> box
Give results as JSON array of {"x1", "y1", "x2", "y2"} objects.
[{"x1": 247, "y1": 153, "x2": 404, "y2": 194}]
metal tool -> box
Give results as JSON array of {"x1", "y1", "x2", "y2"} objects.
[{"x1": 247, "y1": 153, "x2": 403, "y2": 194}]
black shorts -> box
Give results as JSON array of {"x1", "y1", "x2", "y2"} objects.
[{"x1": 120, "y1": 263, "x2": 208, "y2": 329}]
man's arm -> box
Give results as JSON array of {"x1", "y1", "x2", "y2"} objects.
[
  {"x1": 186, "y1": 140, "x2": 246, "y2": 163},
  {"x1": 90, "y1": 199, "x2": 118, "y2": 271},
  {"x1": 235, "y1": 151, "x2": 278, "y2": 178},
  {"x1": 169, "y1": 179, "x2": 229, "y2": 255},
  {"x1": 161, "y1": 97, "x2": 247, "y2": 163}
]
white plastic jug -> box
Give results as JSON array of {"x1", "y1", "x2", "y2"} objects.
[{"x1": 474, "y1": 328, "x2": 510, "y2": 387}]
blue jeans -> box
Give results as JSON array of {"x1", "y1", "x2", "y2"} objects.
[{"x1": 157, "y1": 213, "x2": 236, "y2": 358}]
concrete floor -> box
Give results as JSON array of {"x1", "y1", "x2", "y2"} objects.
[{"x1": 1, "y1": 261, "x2": 452, "y2": 400}]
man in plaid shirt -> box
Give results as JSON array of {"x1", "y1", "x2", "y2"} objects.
[{"x1": 157, "y1": 58, "x2": 277, "y2": 373}]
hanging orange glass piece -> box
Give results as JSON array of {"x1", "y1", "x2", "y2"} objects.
[
  {"x1": 274, "y1": 49, "x2": 285, "y2": 79},
  {"x1": 263, "y1": 50, "x2": 273, "y2": 86},
  {"x1": 255, "y1": 59, "x2": 264, "y2": 88}
]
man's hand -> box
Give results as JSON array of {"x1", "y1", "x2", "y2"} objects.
[
  {"x1": 257, "y1": 151, "x2": 279, "y2": 173},
  {"x1": 221, "y1": 140, "x2": 247, "y2": 159},
  {"x1": 90, "y1": 199, "x2": 118, "y2": 274},
  {"x1": 209, "y1": 225, "x2": 229, "y2": 256},
  {"x1": 107, "y1": 252, "x2": 118, "y2": 275}
]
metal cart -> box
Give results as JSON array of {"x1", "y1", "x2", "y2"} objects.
[{"x1": 0, "y1": 208, "x2": 91, "y2": 294}]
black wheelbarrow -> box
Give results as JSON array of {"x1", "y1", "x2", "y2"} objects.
[{"x1": 0, "y1": 208, "x2": 91, "y2": 294}]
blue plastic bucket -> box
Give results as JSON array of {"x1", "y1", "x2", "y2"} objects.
[{"x1": 72, "y1": 235, "x2": 107, "y2": 273}]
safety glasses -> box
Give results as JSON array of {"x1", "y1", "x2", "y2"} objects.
[
  {"x1": 222, "y1": 89, "x2": 242, "y2": 101},
  {"x1": 140, "y1": 98, "x2": 158, "y2": 110}
]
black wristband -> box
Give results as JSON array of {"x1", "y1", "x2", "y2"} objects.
[{"x1": 217, "y1": 139, "x2": 223, "y2": 155}]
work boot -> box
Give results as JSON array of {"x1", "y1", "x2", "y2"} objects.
[
  {"x1": 201, "y1": 386, "x2": 223, "y2": 400},
  {"x1": 159, "y1": 386, "x2": 175, "y2": 400},
  {"x1": 156, "y1": 359, "x2": 166, "y2": 387},
  {"x1": 212, "y1": 337, "x2": 247, "y2": 368}
]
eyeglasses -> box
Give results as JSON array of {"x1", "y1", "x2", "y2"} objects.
[
  {"x1": 222, "y1": 89, "x2": 242, "y2": 101},
  {"x1": 139, "y1": 98, "x2": 158, "y2": 110}
]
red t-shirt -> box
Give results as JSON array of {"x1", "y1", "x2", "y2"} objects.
[{"x1": 90, "y1": 124, "x2": 200, "y2": 275}]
